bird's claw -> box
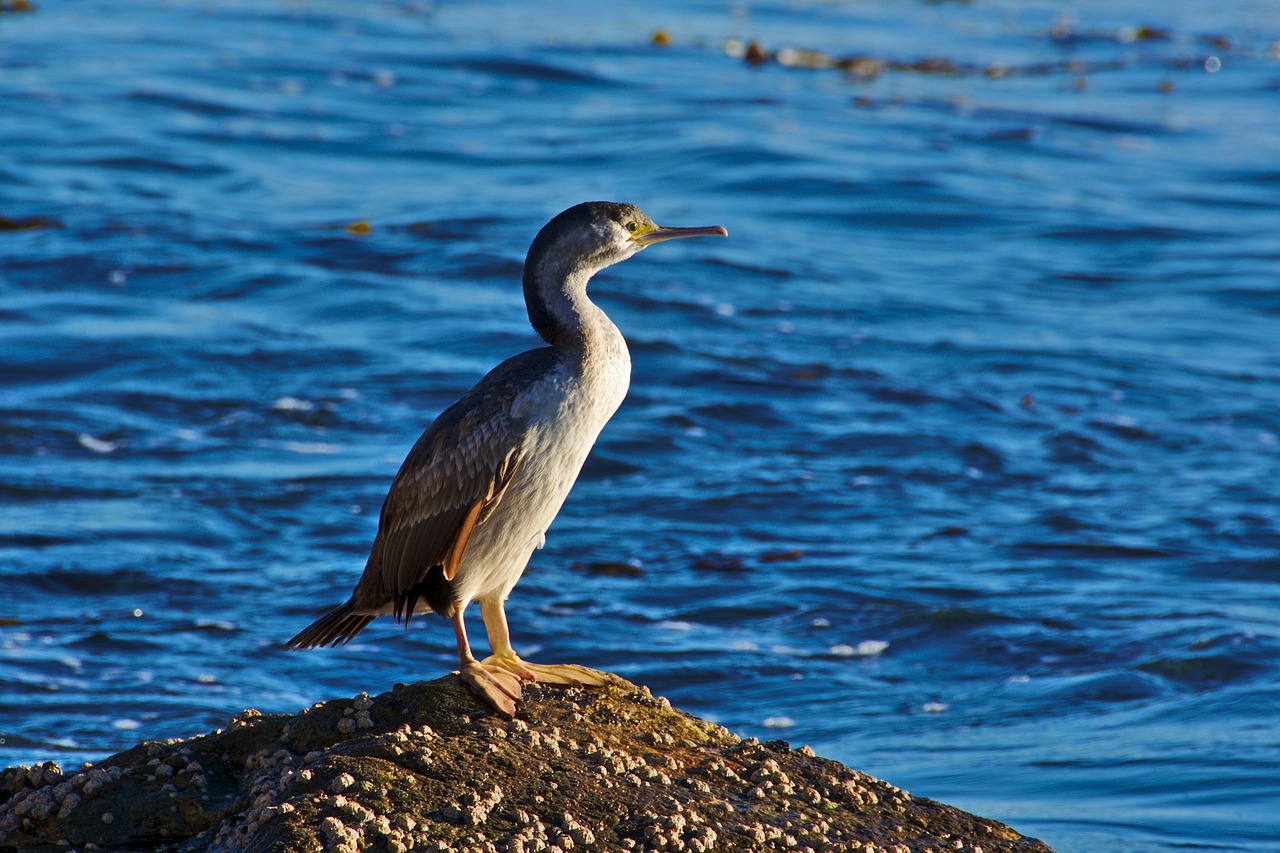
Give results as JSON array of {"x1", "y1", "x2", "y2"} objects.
[
  {"x1": 458, "y1": 660, "x2": 525, "y2": 719},
  {"x1": 458, "y1": 656, "x2": 615, "y2": 717},
  {"x1": 517, "y1": 661, "x2": 614, "y2": 687},
  {"x1": 483, "y1": 655, "x2": 614, "y2": 688}
]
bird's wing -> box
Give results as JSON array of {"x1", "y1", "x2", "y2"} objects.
[{"x1": 355, "y1": 348, "x2": 559, "y2": 616}]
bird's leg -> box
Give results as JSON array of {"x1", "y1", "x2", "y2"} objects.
[
  {"x1": 453, "y1": 607, "x2": 524, "y2": 719},
  {"x1": 477, "y1": 596, "x2": 538, "y2": 681},
  {"x1": 477, "y1": 598, "x2": 614, "y2": 688}
]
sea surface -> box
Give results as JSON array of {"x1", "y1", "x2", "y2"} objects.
[{"x1": 2, "y1": 1, "x2": 1279, "y2": 850}]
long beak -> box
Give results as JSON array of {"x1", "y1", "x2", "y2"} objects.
[{"x1": 634, "y1": 224, "x2": 728, "y2": 247}]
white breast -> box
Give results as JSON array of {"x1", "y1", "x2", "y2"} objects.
[{"x1": 455, "y1": 332, "x2": 631, "y2": 605}]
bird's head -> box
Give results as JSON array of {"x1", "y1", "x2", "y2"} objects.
[
  {"x1": 525, "y1": 201, "x2": 726, "y2": 283},
  {"x1": 523, "y1": 201, "x2": 727, "y2": 343}
]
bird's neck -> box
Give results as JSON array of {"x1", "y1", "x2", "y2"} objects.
[{"x1": 524, "y1": 258, "x2": 624, "y2": 358}]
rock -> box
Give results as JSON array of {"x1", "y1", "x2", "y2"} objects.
[{"x1": 0, "y1": 676, "x2": 1055, "y2": 852}]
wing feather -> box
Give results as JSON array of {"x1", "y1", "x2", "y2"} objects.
[
  {"x1": 441, "y1": 499, "x2": 484, "y2": 581},
  {"x1": 350, "y1": 347, "x2": 559, "y2": 617}
]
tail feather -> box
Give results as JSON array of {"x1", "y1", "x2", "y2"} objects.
[{"x1": 284, "y1": 601, "x2": 375, "y2": 650}]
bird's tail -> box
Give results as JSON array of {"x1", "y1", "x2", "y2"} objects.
[{"x1": 283, "y1": 601, "x2": 375, "y2": 650}]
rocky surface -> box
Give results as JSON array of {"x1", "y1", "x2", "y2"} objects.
[{"x1": 0, "y1": 676, "x2": 1054, "y2": 852}]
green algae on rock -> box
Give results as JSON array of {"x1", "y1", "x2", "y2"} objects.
[{"x1": 0, "y1": 677, "x2": 1054, "y2": 852}]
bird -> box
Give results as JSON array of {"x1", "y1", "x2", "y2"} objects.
[{"x1": 285, "y1": 201, "x2": 727, "y2": 718}]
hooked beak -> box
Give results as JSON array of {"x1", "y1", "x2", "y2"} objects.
[{"x1": 633, "y1": 223, "x2": 728, "y2": 247}]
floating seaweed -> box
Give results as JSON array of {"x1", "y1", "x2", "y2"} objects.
[
  {"x1": 733, "y1": 38, "x2": 1132, "y2": 81},
  {"x1": 570, "y1": 561, "x2": 644, "y2": 578},
  {"x1": 0, "y1": 214, "x2": 60, "y2": 231},
  {"x1": 722, "y1": 19, "x2": 1251, "y2": 85}
]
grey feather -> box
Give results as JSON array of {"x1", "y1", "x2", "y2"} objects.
[{"x1": 351, "y1": 347, "x2": 562, "y2": 612}]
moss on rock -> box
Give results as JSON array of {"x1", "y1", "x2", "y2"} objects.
[{"x1": 0, "y1": 675, "x2": 1054, "y2": 852}]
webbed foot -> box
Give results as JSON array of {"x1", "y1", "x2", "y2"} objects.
[
  {"x1": 458, "y1": 658, "x2": 525, "y2": 719},
  {"x1": 480, "y1": 653, "x2": 615, "y2": 688}
]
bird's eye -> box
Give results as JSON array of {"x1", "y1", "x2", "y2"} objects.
[{"x1": 624, "y1": 221, "x2": 638, "y2": 233}]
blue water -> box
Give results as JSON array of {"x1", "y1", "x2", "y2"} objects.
[{"x1": 3, "y1": 1, "x2": 1279, "y2": 850}]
